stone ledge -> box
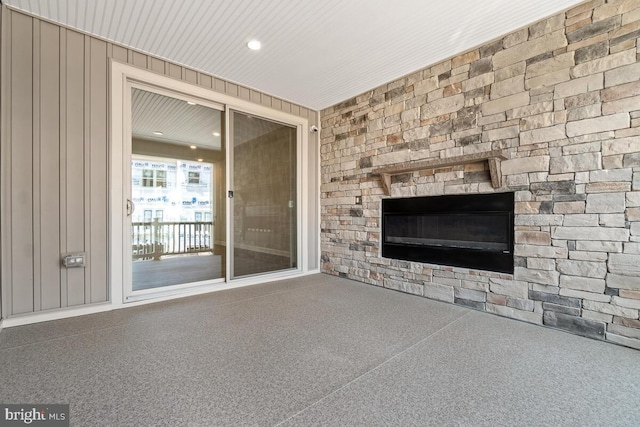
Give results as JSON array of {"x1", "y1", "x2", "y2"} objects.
[{"x1": 372, "y1": 150, "x2": 508, "y2": 195}]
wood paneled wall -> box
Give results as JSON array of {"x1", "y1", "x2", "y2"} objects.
[{"x1": 0, "y1": 7, "x2": 319, "y2": 318}]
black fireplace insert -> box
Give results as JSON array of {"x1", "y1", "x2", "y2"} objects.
[{"x1": 382, "y1": 192, "x2": 514, "y2": 273}]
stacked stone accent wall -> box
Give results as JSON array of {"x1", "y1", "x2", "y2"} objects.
[{"x1": 320, "y1": 0, "x2": 640, "y2": 349}]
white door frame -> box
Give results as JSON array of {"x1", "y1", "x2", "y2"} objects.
[
  {"x1": 122, "y1": 82, "x2": 226, "y2": 302},
  {"x1": 110, "y1": 60, "x2": 310, "y2": 308}
]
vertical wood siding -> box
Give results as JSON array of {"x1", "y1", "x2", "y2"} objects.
[
  {"x1": 10, "y1": 12, "x2": 34, "y2": 315},
  {"x1": 87, "y1": 37, "x2": 109, "y2": 304},
  {"x1": 0, "y1": 6, "x2": 7, "y2": 320},
  {"x1": 38, "y1": 20, "x2": 62, "y2": 310},
  {"x1": 0, "y1": 7, "x2": 320, "y2": 317}
]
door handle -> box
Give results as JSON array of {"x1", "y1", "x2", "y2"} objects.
[{"x1": 126, "y1": 199, "x2": 135, "y2": 216}]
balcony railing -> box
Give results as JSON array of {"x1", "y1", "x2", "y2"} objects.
[{"x1": 132, "y1": 219, "x2": 213, "y2": 260}]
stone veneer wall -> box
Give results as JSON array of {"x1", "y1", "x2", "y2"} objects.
[{"x1": 320, "y1": 0, "x2": 640, "y2": 349}]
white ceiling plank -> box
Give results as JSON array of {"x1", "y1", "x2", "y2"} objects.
[{"x1": 4, "y1": 0, "x2": 586, "y2": 110}]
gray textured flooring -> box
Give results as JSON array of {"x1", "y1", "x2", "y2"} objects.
[
  {"x1": 133, "y1": 254, "x2": 224, "y2": 290},
  {"x1": 132, "y1": 251, "x2": 290, "y2": 290},
  {"x1": 1, "y1": 274, "x2": 638, "y2": 426}
]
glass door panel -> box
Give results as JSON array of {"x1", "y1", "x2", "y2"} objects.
[
  {"x1": 130, "y1": 88, "x2": 225, "y2": 291},
  {"x1": 230, "y1": 111, "x2": 297, "y2": 278}
]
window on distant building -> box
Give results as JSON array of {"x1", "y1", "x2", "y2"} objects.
[
  {"x1": 188, "y1": 171, "x2": 200, "y2": 185},
  {"x1": 142, "y1": 169, "x2": 154, "y2": 187},
  {"x1": 155, "y1": 170, "x2": 167, "y2": 188},
  {"x1": 141, "y1": 169, "x2": 168, "y2": 188}
]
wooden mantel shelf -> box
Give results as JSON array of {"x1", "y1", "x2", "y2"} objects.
[{"x1": 372, "y1": 150, "x2": 508, "y2": 195}]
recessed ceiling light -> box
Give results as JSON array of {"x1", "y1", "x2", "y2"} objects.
[
  {"x1": 187, "y1": 101, "x2": 197, "y2": 106},
  {"x1": 190, "y1": 145, "x2": 197, "y2": 149},
  {"x1": 247, "y1": 39, "x2": 261, "y2": 51},
  {"x1": 212, "y1": 132, "x2": 221, "y2": 137},
  {"x1": 197, "y1": 158, "x2": 203, "y2": 162},
  {"x1": 153, "y1": 131, "x2": 163, "y2": 135}
]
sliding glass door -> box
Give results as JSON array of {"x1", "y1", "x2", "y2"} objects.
[
  {"x1": 229, "y1": 111, "x2": 297, "y2": 279},
  {"x1": 129, "y1": 88, "x2": 225, "y2": 292},
  {"x1": 124, "y1": 89, "x2": 298, "y2": 299},
  {"x1": 112, "y1": 63, "x2": 311, "y2": 304}
]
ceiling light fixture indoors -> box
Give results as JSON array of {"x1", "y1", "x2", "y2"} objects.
[
  {"x1": 186, "y1": 101, "x2": 197, "y2": 106},
  {"x1": 212, "y1": 132, "x2": 220, "y2": 136},
  {"x1": 153, "y1": 131, "x2": 163, "y2": 135},
  {"x1": 190, "y1": 145, "x2": 197, "y2": 149},
  {"x1": 247, "y1": 39, "x2": 261, "y2": 51}
]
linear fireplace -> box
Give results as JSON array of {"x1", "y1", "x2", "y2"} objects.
[{"x1": 382, "y1": 192, "x2": 514, "y2": 274}]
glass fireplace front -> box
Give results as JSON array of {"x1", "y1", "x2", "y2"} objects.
[{"x1": 382, "y1": 192, "x2": 514, "y2": 273}]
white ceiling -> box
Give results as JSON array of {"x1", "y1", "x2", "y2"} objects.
[
  {"x1": 132, "y1": 87, "x2": 292, "y2": 149},
  {"x1": 5, "y1": 0, "x2": 585, "y2": 111},
  {"x1": 132, "y1": 88, "x2": 222, "y2": 149}
]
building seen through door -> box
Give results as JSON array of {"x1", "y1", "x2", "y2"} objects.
[
  {"x1": 130, "y1": 88, "x2": 226, "y2": 291},
  {"x1": 128, "y1": 88, "x2": 298, "y2": 294}
]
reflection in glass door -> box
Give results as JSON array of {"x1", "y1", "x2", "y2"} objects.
[
  {"x1": 129, "y1": 88, "x2": 225, "y2": 291},
  {"x1": 230, "y1": 111, "x2": 297, "y2": 278}
]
